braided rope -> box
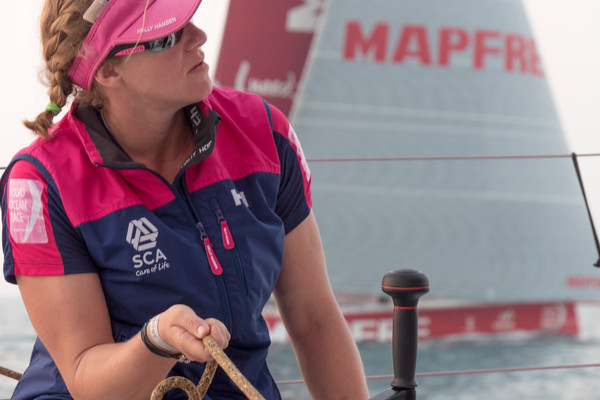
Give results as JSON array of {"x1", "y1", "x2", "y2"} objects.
[
  {"x1": 151, "y1": 335, "x2": 265, "y2": 400},
  {"x1": 0, "y1": 365, "x2": 22, "y2": 381},
  {"x1": 0, "y1": 335, "x2": 263, "y2": 400},
  {"x1": 151, "y1": 376, "x2": 206, "y2": 400},
  {"x1": 196, "y1": 358, "x2": 219, "y2": 397}
]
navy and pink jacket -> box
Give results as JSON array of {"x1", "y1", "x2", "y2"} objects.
[{"x1": 1, "y1": 87, "x2": 312, "y2": 399}]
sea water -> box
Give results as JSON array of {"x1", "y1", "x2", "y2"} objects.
[{"x1": 2, "y1": 296, "x2": 600, "y2": 399}]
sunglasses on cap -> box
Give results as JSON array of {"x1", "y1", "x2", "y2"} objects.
[{"x1": 108, "y1": 28, "x2": 184, "y2": 57}]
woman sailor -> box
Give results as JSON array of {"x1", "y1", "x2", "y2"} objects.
[{"x1": 0, "y1": 0, "x2": 369, "y2": 398}]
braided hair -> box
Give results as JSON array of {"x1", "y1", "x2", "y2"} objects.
[{"x1": 24, "y1": 0, "x2": 105, "y2": 138}]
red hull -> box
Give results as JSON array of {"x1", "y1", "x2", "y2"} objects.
[{"x1": 264, "y1": 301, "x2": 579, "y2": 343}]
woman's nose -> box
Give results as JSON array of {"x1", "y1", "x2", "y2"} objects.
[{"x1": 184, "y1": 23, "x2": 208, "y2": 51}]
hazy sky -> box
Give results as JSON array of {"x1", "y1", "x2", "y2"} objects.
[
  {"x1": 0, "y1": 0, "x2": 599, "y2": 296},
  {"x1": 2, "y1": 0, "x2": 599, "y2": 157}
]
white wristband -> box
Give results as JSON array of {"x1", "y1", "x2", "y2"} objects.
[{"x1": 148, "y1": 314, "x2": 179, "y2": 353}]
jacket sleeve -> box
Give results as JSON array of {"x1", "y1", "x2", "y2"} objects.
[
  {"x1": 267, "y1": 103, "x2": 313, "y2": 234},
  {"x1": 2, "y1": 158, "x2": 98, "y2": 284}
]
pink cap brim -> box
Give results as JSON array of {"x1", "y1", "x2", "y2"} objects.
[{"x1": 69, "y1": 0, "x2": 202, "y2": 91}]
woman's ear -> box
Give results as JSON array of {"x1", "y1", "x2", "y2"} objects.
[{"x1": 94, "y1": 59, "x2": 123, "y2": 88}]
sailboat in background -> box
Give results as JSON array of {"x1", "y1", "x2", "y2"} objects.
[{"x1": 213, "y1": 0, "x2": 600, "y2": 343}]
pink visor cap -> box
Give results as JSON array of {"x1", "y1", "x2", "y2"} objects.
[{"x1": 68, "y1": 0, "x2": 202, "y2": 91}]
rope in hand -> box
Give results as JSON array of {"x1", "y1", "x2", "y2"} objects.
[
  {"x1": 151, "y1": 335, "x2": 265, "y2": 400},
  {"x1": 0, "y1": 336, "x2": 263, "y2": 399}
]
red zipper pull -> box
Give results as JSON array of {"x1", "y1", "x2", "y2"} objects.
[
  {"x1": 203, "y1": 237, "x2": 223, "y2": 275},
  {"x1": 215, "y1": 208, "x2": 235, "y2": 250},
  {"x1": 197, "y1": 222, "x2": 223, "y2": 275},
  {"x1": 220, "y1": 220, "x2": 235, "y2": 250}
]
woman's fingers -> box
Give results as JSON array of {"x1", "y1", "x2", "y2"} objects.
[
  {"x1": 158, "y1": 305, "x2": 231, "y2": 363},
  {"x1": 205, "y1": 318, "x2": 230, "y2": 349}
]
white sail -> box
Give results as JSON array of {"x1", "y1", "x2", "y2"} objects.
[{"x1": 215, "y1": 0, "x2": 598, "y2": 304}]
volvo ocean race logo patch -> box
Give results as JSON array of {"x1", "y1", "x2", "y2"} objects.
[
  {"x1": 8, "y1": 179, "x2": 48, "y2": 244},
  {"x1": 126, "y1": 217, "x2": 170, "y2": 276}
]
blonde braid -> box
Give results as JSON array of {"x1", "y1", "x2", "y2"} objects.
[{"x1": 23, "y1": 0, "x2": 99, "y2": 138}]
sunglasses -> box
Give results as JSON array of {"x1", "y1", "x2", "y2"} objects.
[{"x1": 108, "y1": 28, "x2": 184, "y2": 57}]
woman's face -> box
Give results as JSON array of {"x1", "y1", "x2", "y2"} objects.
[{"x1": 104, "y1": 23, "x2": 213, "y2": 110}]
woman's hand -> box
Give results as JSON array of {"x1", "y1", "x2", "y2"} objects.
[
  {"x1": 156, "y1": 304, "x2": 231, "y2": 363},
  {"x1": 17, "y1": 274, "x2": 231, "y2": 400}
]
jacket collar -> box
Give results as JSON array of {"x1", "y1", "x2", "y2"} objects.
[{"x1": 73, "y1": 102, "x2": 221, "y2": 171}]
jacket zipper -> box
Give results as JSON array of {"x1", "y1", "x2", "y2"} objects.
[
  {"x1": 214, "y1": 208, "x2": 235, "y2": 250},
  {"x1": 196, "y1": 222, "x2": 223, "y2": 275},
  {"x1": 211, "y1": 199, "x2": 248, "y2": 296},
  {"x1": 177, "y1": 177, "x2": 232, "y2": 331}
]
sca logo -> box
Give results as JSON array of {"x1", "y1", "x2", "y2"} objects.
[{"x1": 126, "y1": 217, "x2": 169, "y2": 274}]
